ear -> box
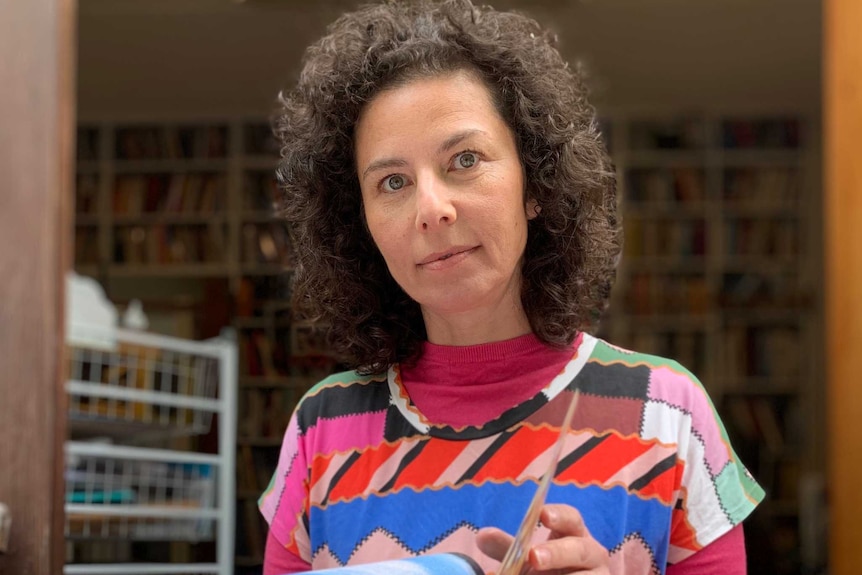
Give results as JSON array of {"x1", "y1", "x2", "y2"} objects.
[{"x1": 526, "y1": 198, "x2": 541, "y2": 220}]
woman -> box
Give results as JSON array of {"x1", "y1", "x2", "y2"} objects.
[{"x1": 259, "y1": 1, "x2": 763, "y2": 573}]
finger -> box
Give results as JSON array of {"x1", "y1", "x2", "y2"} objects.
[
  {"x1": 540, "y1": 504, "x2": 590, "y2": 539},
  {"x1": 476, "y1": 526, "x2": 515, "y2": 562},
  {"x1": 529, "y1": 535, "x2": 609, "y2": 572}
]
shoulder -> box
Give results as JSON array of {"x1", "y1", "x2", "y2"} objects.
[
  {"x1": 587, "y1": 336, "x2": 694, "y2": 376},
  {"x1": 562, "y1": 335, "x2": 710, "y2": 440},
  {"x1": 302, "y1": 369, "x2": 385, "y2": 398},
  {"x1": 293, "y1": 369, "x2": 390, "y2": 431},
  {"x1": 580, "y1": 335, "x2": 705, "y2": 403},
  {"x1": 586, "y1": 337, "x2": 729, "y2": 454}
]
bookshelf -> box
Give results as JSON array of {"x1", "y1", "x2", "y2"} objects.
[
  {"x1": 72, "y1": 120, "x2": 325, "y2": 572},
  {"x1": 604, "y1": 114, "x2": 821, "y2": 575},
  {"x1": 74, "y1": 115, "x2": 821, "y2": 574}
]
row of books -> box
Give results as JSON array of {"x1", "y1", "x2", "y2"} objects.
[
  {"x1": 723, "y1": 168, "x2": 800, "y2": 206},
  {"x1": 237, "y1": 389, "x2": 297, "y2": 443},
  {"x1": 625, "y1": 118, "x2": 800, "y2": 150},
  {"x1": 236, "y1": 498, "x2": 267, "y2": 563},
  {"x1": 625, "y1": 168, "x2": 802, "y2": 208},
  {"x1": 239, "y1": 328, "x2": 332, "y2": 378},
  {"x1": 87, "y1": 174, "x2": 283, "y2": 219},
  {"x1": 625, "y1": 168, "x2": 707, "y2": 205},
  {"x1": 243, "y1": 172, "x2": 280, "y2": 213},
  {"x1": 628, "y1": 118, "x2": 706, "y2": 150},
  {"x1": 79, "y1": 124, "x2": 278, "y2": 162},
  {"x1": 624, "y1": 218, "x2": 707, "y2": 259},
  {"x1": 113, "y1": 224, "x2": 228, "y2": 265},
  {"x1": 75, "y1": 228, "x2": 99, "y2": 265},
  {"x1": 238, "y1": 444, "x2": 279, "y2": 498},
  {"x1": 720, "y1": 272, "x2": 808, "y2": 310},
  {"x1": 236, "y1": 444, "x2": 287, "y2": 565},
  {"x1": 76, "y1": 174, "x2": 100, "y2": 215},
  {"x1": 75, "y1": 221, "x2": 297, "y2": 269},
  {"x1": 244, "y1": 124, "x2": 280, "y2": 157},
  {"x1": 242, "y1": 224, "x2": 293, "y2": 265},
  {"x1": 235, "y1": 276, "x2": 293, "y2": 318},
  {"x1": 724, "y1": 218, "x2": 799, "y2": 257},
  {"x1": 239, "y1": 330, "x2": 291, "y2": 377},
  {"x1": 624, "y1": 272, "x2": 711, "y2": 316},
  {"x1": 115, "y1": 126, "x2": 228, "y2": 160},
  {"x1": 724, "y1": 393, "x2": 805, "y2": 463},
  {"x1": 66, "y1": 540, "x2": 133, "y2": 563},
  {"x1": 722, "y1": 324, "x2": 802, "y2": 379},
  {"x1": 722, "y1": 118, "x2": 800, "y2": 149},
  {"x1": 78, "y1": 172, "x2": 281, "y2": 219},
  {"x1": 723, "y1": 396, "x2": 792, "y2": 461},
  {"x1": 564, "y1": 219, "x2": 797, "y2": 262},
  {"x1": 113, "y1": 174, "x2": 226, "y2": 215}
]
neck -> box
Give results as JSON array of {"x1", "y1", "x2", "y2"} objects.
[{"x1": 421, "y1": 303, "x2": 533, "y2": 346}]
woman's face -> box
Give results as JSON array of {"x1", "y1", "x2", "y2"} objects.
[{"x1": 355, "y1": 71, "x2": 537, "y2": 342}]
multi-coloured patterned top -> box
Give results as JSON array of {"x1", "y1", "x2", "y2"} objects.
[{"x1": 259, "y1": 333, "x2": 763, "y2": 574}]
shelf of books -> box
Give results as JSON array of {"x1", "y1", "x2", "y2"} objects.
[
  {"x1": 74, "y1": 115, "x2": 821, "y2": 574},
  {"x1": 605, "y1": 115, "x2": 820, "y2": 575},
  {"x1": 71, "y1": 121, "x2": 323, "y2": 573}
]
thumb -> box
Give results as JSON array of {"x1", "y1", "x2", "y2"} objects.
[{"x1": 476, "y1": 526, "x2": 515, "y2": 562}]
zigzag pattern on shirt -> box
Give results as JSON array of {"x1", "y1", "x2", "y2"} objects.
[
  {"x1": 296, "y1": 374, "x2": 390, "y2": 434},
  {"x1": 668, "y1": 484, "x2": 702, "y2": 562},
  {"x1": 607, "y1": 532, "x2": 663, "y2": 575},
  {"x1": 308, "y1": 425, "x2": 681, "y2": 510},
  {"x1": 309, "y1": 523, "x2": 482, "y2": 568}
]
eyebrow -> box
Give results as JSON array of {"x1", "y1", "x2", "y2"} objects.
[
  {"x1": 437, "y1": 128, "x2": 486, "y2": 155},
  {"x1": 360, "y1": 128, "x2": 487, "y2": 181},
  {"x1": 361, "y1": 157, "x2": 409, "y2": 182}
]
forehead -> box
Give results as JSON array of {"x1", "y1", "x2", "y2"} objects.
[{"x1": 354, "y1": 71, "x2": 508, "y2": 155}]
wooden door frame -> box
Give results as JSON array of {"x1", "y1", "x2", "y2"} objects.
[
  {"x1": 0, "y1": 0, "x2": 75, "y2": 574},
  {"x1": 825, "y1": 1, "x2": 862, "y2": 573}
]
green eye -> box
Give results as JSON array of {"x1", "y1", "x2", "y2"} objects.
[
  {"x1": 456, "y1": 152, "x2": 477, "y2": 169},
  {"x1": 385, "y1": 174, "x2": 405, "y2": 191}
]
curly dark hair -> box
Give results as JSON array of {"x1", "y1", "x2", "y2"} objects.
[{"x1": 275, "y1": 0, "x2": 620, "y2": 374}]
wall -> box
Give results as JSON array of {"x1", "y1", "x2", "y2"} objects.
[{"x1": 76, "y1": 0, "x2": 822, "y2": 120}]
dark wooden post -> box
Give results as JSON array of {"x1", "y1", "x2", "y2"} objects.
[{"x1": 0, "y1": 0, "x2": 76, "y2": 573}]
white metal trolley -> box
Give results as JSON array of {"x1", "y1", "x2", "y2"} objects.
[{"x1": 64, "y1": 278, "x2": 237, "y2": 575}]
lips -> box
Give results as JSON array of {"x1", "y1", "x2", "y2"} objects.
[{"x1": 418, "y1": 246, "x2": 478, "y2": 266}]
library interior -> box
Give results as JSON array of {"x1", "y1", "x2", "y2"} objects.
[{"x1": 29, "y1": 0, "x2": 837, "y2": 574}]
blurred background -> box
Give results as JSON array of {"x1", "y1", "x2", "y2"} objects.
[{"x1": 67, "y1": 0, "x2": 825, "y2": 574}]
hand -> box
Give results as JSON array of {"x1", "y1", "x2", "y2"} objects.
[{"x1": 476, "y1": 504, "x2": 610, "y2": 575}]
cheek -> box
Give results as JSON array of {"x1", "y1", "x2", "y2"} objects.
[
  {"x1": 363, "y1": 208, "x2": 387, "y2": 248},
  {"x1": 506, "y1": 215, "x2": 530, "y2": 260},
  {"x1": 367, "y1": 223, "x2": 405, "y2": 269},
  {"x1": 364, "y1": 202, "x2": 406, "y2": 247}
]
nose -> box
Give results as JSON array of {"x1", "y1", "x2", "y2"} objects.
[{"x1": 415, "y1": 172, "x2": 457, "y2": 231}]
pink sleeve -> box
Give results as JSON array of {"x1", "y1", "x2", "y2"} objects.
[
  {"x1": 258, "y1": 414, "x2": 312, "y2": 563},
  {"x1": 263, "y1": 529, "x2": 312, "y2": 575},
  {"x1": 666, "y1": 524, "x2": 746, "y2": 575}
]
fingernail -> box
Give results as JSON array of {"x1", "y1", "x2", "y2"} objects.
[
  {"x1": 532, "y1": 548, "x2": 550, "y2": 568},
  {"x1": 544, "y1": 509, "x2": 557, "y2": 524}
]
